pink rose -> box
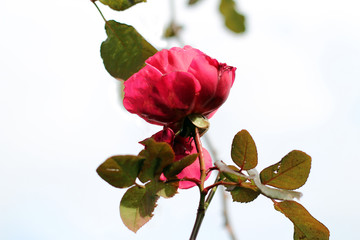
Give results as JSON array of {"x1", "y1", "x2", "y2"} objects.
[
  {"x1": 151, "y1": 128, "x2": 212, "y2": 189},
  {"x1": 123, "y1": 45, "x2": 236, "y2": 125}
]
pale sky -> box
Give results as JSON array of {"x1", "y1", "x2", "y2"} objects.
[{"x1": 1, "y1": 0, "x2": 359, "y2": 239}]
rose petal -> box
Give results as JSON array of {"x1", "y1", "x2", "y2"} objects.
[
  {"x1": 150, "y1": 129, "x2": 213, "y2": 189},
  {"x1": 123, "y1": 65, "x2": 166, "y2": 124},
  {"x1": 188, "y1": 55, "x2": 220, "y2": 113},
  {"x1": 177, "y1": 147, "x2": 212, "y2": 189},
  {"x1": 124, "y1": 67, "x2": 201, "y2": 125},
  {"x1": 155, "y1": 71, "x2": 201, "y2": 112},
  {"x1": 146, "y1": 46, "x2": 203, "y2": 74},
  {"x1": 151, "y1": 127, "x2": 175, "y2": 145},
  {"x1": 172, "y1": 136, "x2": 212, "y2": 189},
  {"x1": 124, "y1": 45, "x2": 236, "y2": 125},
  {"x1": 202, "y1": 65, "x2": 236, "y2": 117}
]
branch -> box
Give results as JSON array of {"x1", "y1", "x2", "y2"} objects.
[
  {"x1": 189, "y1": 128, "x2": 207, "y2": 240},
  {"x1": 204, "y1": 135, "x2": 238, "y2": 240}
]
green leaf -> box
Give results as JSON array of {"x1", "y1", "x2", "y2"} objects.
[
  {"x1": 274, "y1": 201, "x2": 330, "y2": 240},
  {"x1": 120, "y1": 184, "x2": 159, "y2": 233},
  {"x1": 181, "y1": 114, "x2": 209, "y2": 137},
  {"x1": 99, "y1": 0, "x2": 145, "y2": 11},
  {"x1": 138, "y1": 138, "x2": 175, "y2": 183},
  {"x1": 220, "y1": 165, "x2": 247, "y2": 183},
  {"x1": 231, "y1": 130, "x2": 258, "y2": 170},
  {"x1": 96, "y1": 155, "x2": 144, "y2": 188},
  {"x1": 294, "y1": 226, "x2": 308, "y2": 240},
  {"x1": 187, "y1": 114, "x2": 210, "y2": 130},
  {"x1": 101, "y1": 20, "x2": 157, "y2": 80},
  {"x1": 260, "y1": 150, "x2": 311, "y2": 190},
  {"x1": 163, "y1": 154, "x2": 198, "y2": 179},
  {"x1": 188, "y1": 0, "x2": 201, "y2": 5},
  {"x1": 219, "y1": 0, "x2": 246, "y2": 33},
  {"x1": 229, "y1": 186, "x2": 260, "y2": 203},
  {"x1": 153, "y1": 181, "x2": 179, "y2": 199}
]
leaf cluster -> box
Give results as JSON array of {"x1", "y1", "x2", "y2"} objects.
[
  {"x1": 97, "y1": 138, "x2": 198, "y2": 232},
  {"x1": 215, "y1": 130, "x2": 329, "y2": 239}
]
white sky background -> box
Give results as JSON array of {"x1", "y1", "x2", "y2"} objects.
[{"x1": 0, "y1": 0, "x2": 359, "y2": 239}]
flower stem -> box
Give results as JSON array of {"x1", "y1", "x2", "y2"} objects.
[
  {"x1": 194, "y1": 127, "x2": 206, "y2": 190},
  {"x1": 189, "y1": 127, "x2": 207, "y2": 240},
  {"x1": 189, "y1": 173, "x2": 222, "y2": 240},
  {"x1": 189, "y1": 192, "x2": 206, "y2": 240}
]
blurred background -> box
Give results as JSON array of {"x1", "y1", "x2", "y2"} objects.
[{"x1": 1, "y1": 0, "x2": 359, "y2": 239}]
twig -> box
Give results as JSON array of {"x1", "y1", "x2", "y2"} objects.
[
  {"x1": 204, "y1": 173, "x2": 221, "y2": 208},
  {"x1": 189, "y1": 192, "x2": 206, "y2": 240},
  {"x1": 221, "y1": 187, "x2": 238, "y2": 240},
  {"x1": 204, "y1": 135, "x2": 238, "y2": 240},
  {"x1": 204, "y1": 180, "x2": 238, "y2": 192}
]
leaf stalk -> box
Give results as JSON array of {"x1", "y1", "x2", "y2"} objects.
[{"x1": 92, "y1": 1, "x2": 107, "y2": 22}]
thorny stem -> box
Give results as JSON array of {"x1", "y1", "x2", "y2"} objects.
[
  {"x1": 189, "y1": 192, "x2": 206, "y2": 240},
  {"x1": 189, "y1": 128, "x2": 207, "y2": 240},
  {"x1": 190, "y1": 131, "x2": 240, "y2": 240}
]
